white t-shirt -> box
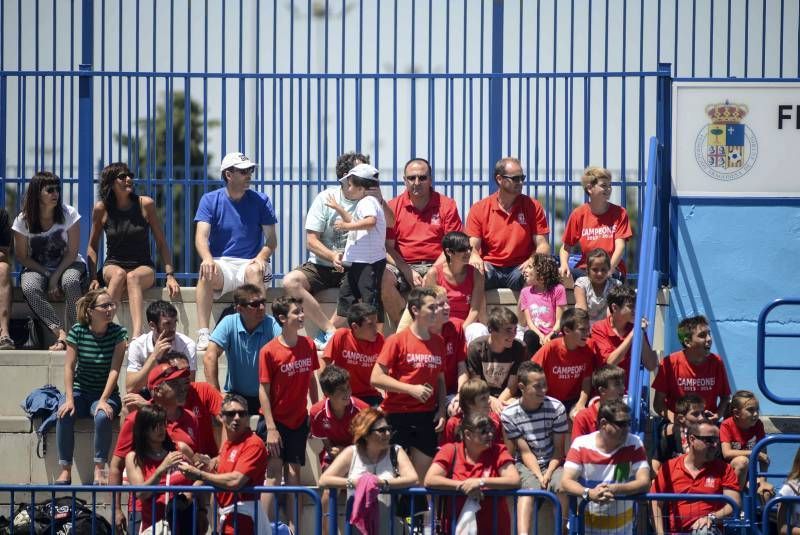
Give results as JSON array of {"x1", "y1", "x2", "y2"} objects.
[
  {"x1": 343, "y1": 195, "x2": 386, "y2": 264},
  {"x1": 779, "y1": 479, "x2": 800, "y2": 527},
  {"x1": 304, "y1": 186, "x2": 358, "y2": 267},
  {"x1": 126, "y1": 330, "x2": 197, "y2": 372},
  {"x1": 574, "y1": 276, "x2": 622, "y2": 326},
  {"x1": 11, "y1": 204, "x2": 85, "y2": 270}
]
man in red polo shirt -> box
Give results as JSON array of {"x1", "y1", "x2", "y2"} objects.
[
  {"x1": 652, "y1": 315, "x2": 732, "y2": 422},
  {"x1": 383, "y1": 157, "x2": 463, "y2": 322},
  {"x1": 590, "y1": 285, "x2": 658, "y2": 385},
  {"x1": 465, "y1": 157, "x2": 550, "y2": 291},
  {"x1": 180, "y1": 393, "x2": 270, "y2": 535},
  {"x1": 651, "y1": 419, "x2": 740, "y2": 534}
]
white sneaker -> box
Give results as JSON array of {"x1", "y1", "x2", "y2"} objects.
[{"x1": 196, "y1": 328, "x2": 211, "y2": 351}]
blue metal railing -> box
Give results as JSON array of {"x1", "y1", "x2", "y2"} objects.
[
  {"x1": 627, "y1": 134, "x2": 664, "y2": 435},
  {"x1": 746, "y1": 433, "x2": 800, "y2": 532},
  {"x1": 756, "y1": 299, "x2": 800, "y2": 405}
]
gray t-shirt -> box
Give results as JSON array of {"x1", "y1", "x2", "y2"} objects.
[{"x1": 305, "y1": 186, "x2": 358, "y2": 267}]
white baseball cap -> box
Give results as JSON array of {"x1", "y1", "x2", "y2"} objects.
[
  {"x1": 220, "y1": 152, "x2": 258, "y2": 173},
  {"x1": 343, "y1": 163, "x2": 380, "y2": 183}
]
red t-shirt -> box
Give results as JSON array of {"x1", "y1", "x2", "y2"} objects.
[
  {"x1": 562, "y1": 203, "x2": 632, "y2": 275},
  {"x1": 719, "y1": 417, "x2": 765, "y2": 451},
  {"x1": 571, "y1": 397, "x2": 601, "y2": 441},
  {"x1": 441, "y1": 411, "x2": 504, "y2": 446},
  {"x1": 387, "y1": 191, "x2": 463, "y2": 263},
  {"x1": 323, "y1": 328, "x2": 384, "y2": 400},
  {"x1": 465, "y1": 192, "x2": 550, "y2": 266},
  {"x1": 114, "y1": 406, "x2": 199, "y2": 459},
  {"x1": 258, "y1": 336, "x2": 320, "y2": 429},
  {"x1": 216, "y1": 429, "x2": 270, "y2": 532},
  {"x1": 532, "y1": 338, "x2": 596, "y2": 403},
  {"x1": 377, "y1": 329, "x2": 445, "y2": 414},
  {"x1": 440, "y1": 319, "x2": 467, "y2": 395},
  {"x1": 432, "y1": 442, "x2": 514, "y2": 533},
  {"x1": 183, "y1": 382, "x2": 223, "y2": 456},
  {"x1": 135, "y1": 456, "x2": 193, "y2": 532},
  {"x1": 590, "y1": 317, "x2": 633, "y2": 381},
  {"x1": 434, "y1": 263, "x2": 475, "y2": 322},
  {"x1": 309, "y1": 397, "x2": 369, "y2": 465},
  {"x1": 651, "y1": 351, "x2": 731, "y2": 413},
  {"x1": 651, "y1": 454, "x2": 739, "y2": 532}
]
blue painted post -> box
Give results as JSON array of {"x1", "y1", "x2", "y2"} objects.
[
  {"x1": 0, "y1": 76, "x2": 6, "y2": 208},
  {"x1": 487, "y1": 0, "x2": 504, "y2": 192},
  {"x1": 78, "y1": 0, "x2": 94, "y2": 253},
  {"x1": 655, "y1": 62, "x2": 672, "y2": 281}
]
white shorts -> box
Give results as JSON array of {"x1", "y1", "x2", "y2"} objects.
[{"x1": 214, "y1": 257, "x2": 272, "y2": 297}]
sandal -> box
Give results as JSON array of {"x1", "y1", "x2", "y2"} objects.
[
  {"x1": 0, "y1": 335, "x2": 14, "y2": 350},
  {"x1": 48, "y1": 339, "x2": 68, "y2": 352}
]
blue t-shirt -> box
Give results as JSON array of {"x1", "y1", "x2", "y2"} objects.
[
  {"x1": 209, "y1": 313, "x2": 282, "y2": 397},
  {"x1": 194, "y1": 188, "x2": 278, "y2": 259}
]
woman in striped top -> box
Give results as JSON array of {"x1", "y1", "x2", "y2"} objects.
[{"x1": 55, "y1": 288, "x2": 127, "y2": 485}]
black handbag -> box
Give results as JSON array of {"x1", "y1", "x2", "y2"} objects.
[
  {"x1": 388, "y1": 445, "x2": 429, "y2": 519},
  {"x1": 9, "y1": 317, "x2": 44, "y2": 349}
]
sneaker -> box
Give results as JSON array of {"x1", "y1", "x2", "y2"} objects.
[
  {"x1": 0, "y1": 335, "x2": 14, "y2": 350},
  {"x1": 313, "y1": 330, "x2": 334, "y2": 351},
  {"x1": 196, "y1": 328, "x2": 211, "y2": 351}
]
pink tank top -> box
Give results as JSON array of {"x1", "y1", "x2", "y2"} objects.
[{"x1": 435, "y1": 263, "x2": 474, "y2": 321}]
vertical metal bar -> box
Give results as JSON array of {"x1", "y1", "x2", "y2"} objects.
[
  {"x1": 673, "y1": 0, "x2": 679, "y2": 75},
  {"x1": 488, "y1": 0, "x2": 503, "y2": 192},
  {"x1": 744, "y1": 0, "x2": 750, "y2": 76},
  {"x1": 691, "y1": 0, "x2": 696, "y2": 76},
  {"x1": 761, "y1": 0, "x2": 766, "y2": 77},
  {"x1": 78, "y1": 0, "x2": 94, "y2": 253},
  {"x1": 727, "y1": 0, "x2": 732, "y2": 76},
  {"x1": 0, "y1": 76, "x2": 6, "y2": 208},
  {"x1": 656, "y1": 62, "x2": 672, "y2": 279},
  {"x1": 708, "y1": 0, "x2": 714, "y2": 76},
  {"x1": 409, "y1": 0, "x2": 417, "y2": 157},
  {"x1": 779, "y1": 0, "x2": 784, "y2": 77}
]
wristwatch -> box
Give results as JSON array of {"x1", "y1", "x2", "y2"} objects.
[
  {"x1": 707, "y1": 513, "x2": 717, "y2": 524},
  {"x1": 582, "y1": 487, "x2": 591, "y2": 501}
]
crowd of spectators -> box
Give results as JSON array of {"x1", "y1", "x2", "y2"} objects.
[{"x1": 0, "y1": 153, "x2": 787, "y2": 534}]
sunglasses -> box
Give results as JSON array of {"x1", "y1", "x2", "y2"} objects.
[
  {"x1": 370, "y1": 426, "x2": 393, "y2": 435},
  {"x1": 692, "y1": 435, "x2": 720, "y2": 445},
  {"x1": 240, "y1": 299, "x2": 267, "y2": 309},
  {"x1": 221, "y1": 409, "x2": 248, "y2": 418},
  {"x1": 606, "y1": 418, "x2": 631, "y2": 428},
  {"x1": 115, "y1": 173, "x2": 134, "y2": 181},
  {"x1": 44, "y1": 185, "x2": 60, "y2": 194},
  {"x1": 404, "y1": 175, "x2": 429, "y2": 182},
  {"x1": 91, "y1": 302, "x2": 117, "y2": 310},
  {"x1": 500, "y1": 174, "x2": 526, "y2": 183}
]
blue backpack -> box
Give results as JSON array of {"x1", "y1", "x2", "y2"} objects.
[{"x1": 21, "y1": 385, "x2": 64, "y2": 458}]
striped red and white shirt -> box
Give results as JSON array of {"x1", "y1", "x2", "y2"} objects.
[{"x1": 564, "y1": 432, "x2": 649, "y2": 534}]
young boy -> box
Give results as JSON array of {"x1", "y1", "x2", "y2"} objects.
[
  {"x1": 441, "y1": 378, "x2": 503, "y2": 445},
  {"x1": 465, "y1": 306, "x2": 526, "y2": 413},
  {"x1": 653, "y1": 393, "x2": 706, "y2": 473},
  {"x1": 590, "y1": 285, "x2": 659, "y2": 383},
  {"x1": 532, "y1": 307, "x2": 598, "y2": 419},
  {"x1": 326, "y1": 163, "x2": 388, "y2": 324},
  {"x1": 571, "y1": 364, "x2": 626, "y2": 441},
  {"x1": 309, "y1": 365, "x2": 368, "y2": 522},
  {"x1": 323, "y1": 302, "x2": 385, "y2": 406},
  {"x1": 652, "y1": 314, "x2": 731, "y2": 422},
  {"x1": 258, "y1": 296, "x2": 320, "y2": 529},
  {"x1": 501, "y1": 361, "x2": 569, "y2": 535}
]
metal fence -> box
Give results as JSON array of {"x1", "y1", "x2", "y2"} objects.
[{"x1": 1, "y1": 0, "x2": 799, "y2": 282}]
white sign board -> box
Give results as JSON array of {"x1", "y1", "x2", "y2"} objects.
[{"x1": 673, "y1": 82, "x2": 800, "y2": 197}]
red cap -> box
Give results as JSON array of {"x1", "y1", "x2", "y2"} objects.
[{"x1": 147, "y1": 363, "x2": 190, "y2": 390}]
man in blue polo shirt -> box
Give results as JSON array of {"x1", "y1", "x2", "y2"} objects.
[
  {"x1": 203, "y1": 283, "x2": 282, "y2": 419},
  {"x1": 194, "y1": 151, "x2": 278, "y2": 350}
]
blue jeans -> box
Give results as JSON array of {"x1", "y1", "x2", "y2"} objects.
[
  {"x1": 484, "y1": 263, "x2": 525, "y2": 291},
  {"x1": 56, "y1": 389, "x2": 121, "y2": 465}
]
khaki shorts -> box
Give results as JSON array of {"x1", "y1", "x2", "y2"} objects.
[{"x1": 517, "y1": 462, "x2": 563, "y2": 493}]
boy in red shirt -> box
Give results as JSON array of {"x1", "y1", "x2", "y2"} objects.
[
  {"x1": 428, "y1": 286, "x2": 468, "y2": 402},
  {"x1": 590, "y1": 285, "x2": 658, "y2": 383},
  {"x1": 179, "y1": 394, "x2": 269, "y2": 535},
  {"x1": 571, "y1": 364, "x2": 626, "y2": 441},
  {"x1": 371, "y1": 287, "x2": 447, "y2": 478},
  {"x1": 258, "y1": 296, "x2": 320, "y2": 530},
  {"x1": 322, "y1": 302, "x2": 384, "y2": 406},
  {"x1": 532, "y1": 307, "x2": 597, "y2": 419},
  {"x1": 309, "y1": 365, "x2": 368, "y2": 523},
  {"x1": 653, "y1": 394, "x2": 706, "y2": 473},
  {"x1": 652, "y1": 315, "x2": 731, "y2": 422}
]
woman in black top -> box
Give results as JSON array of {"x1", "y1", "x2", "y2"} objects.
[{"x1": 87, "y1": 163, "x2": 180, "y2": 338}]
